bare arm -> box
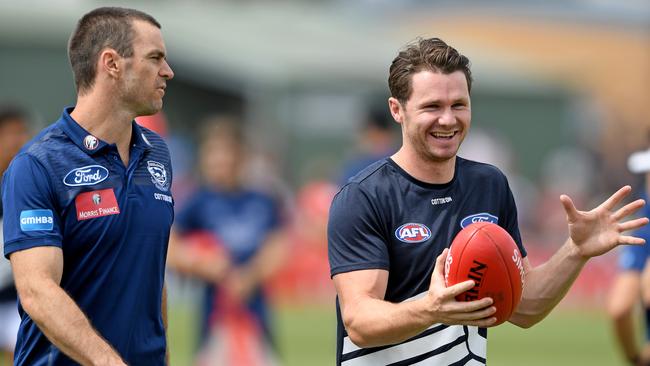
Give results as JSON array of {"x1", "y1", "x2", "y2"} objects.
[
  {"x1": 510, "y1": 186, "x2": 648, "y2": 328},
  {"x1": 10, "y1": 246, "x2": 125, "y2": 366},
  {"x1": 334, "y1": 249, "x2": 496, "y2": 348},
  {"x1": 225, "y1": 230, "x2": 288, "y2": 302},
  {"x1": 166, "y1": 229, "x2": 229, "y2": 283}
]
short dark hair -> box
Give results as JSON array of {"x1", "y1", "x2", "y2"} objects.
[
  {"x1": 68, "y1": 7, "x2": 161, "y2": 94},
  {"x1": 0, "y1": 103, "x2": 29, "y2": 128},
  {"x1": 388, "y1": 37, "x2": 473, "y2": 105}
]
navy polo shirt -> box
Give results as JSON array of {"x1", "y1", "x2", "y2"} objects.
[{"x1": 2, "y1": 107, "x2": 174, "y2": 365}]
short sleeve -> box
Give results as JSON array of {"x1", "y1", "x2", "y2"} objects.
[
  {"x1": 500, "y1": 175, "x2": 527, "y2": 258},
  {"x1": 328, "y1": 184, "x2": 389, "y2": 277},
  {"x1": 2, "y1": 154, "x2": 63, "y2": 258}
]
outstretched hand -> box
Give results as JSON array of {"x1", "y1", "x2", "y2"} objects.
[{"x1": 560, "y1": 185, "x2": 649, "y2": 259}]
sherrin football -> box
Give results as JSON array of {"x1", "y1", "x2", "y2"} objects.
[{"x1": 444, "y1": 222, "x2": 524, "y2": 326}]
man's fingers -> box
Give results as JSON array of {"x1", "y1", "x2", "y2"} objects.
[
  {"x1": 446, "y1": 306, "x2": 496, "y2": 321},
  {"x1": 600, "y1": 185, "x2": 632, "y2": 211},
  {"x1": 446, "y1": 279, "x2": 476, "y2": 297},
  {"x1": 560, "y1": 194, "x2": 579, "y2": 222},
  {"x1": 431, "y1": 248, "x2": 449, "y2": 284},
  {"x1": 612, "y1": 199, "x2": 646, "y2": 221},
  {"x1": 446, "y1": 297, "x2": 494, "y2": 313},
  {"x1": 447, "y1": 316, "x2": 497, "y2": 328},
  {"x1": 463, "y1": 317, "x2": 498, "y2": 328},
  {"x1": 619, "y1": 236, "x2": 646, "y2": 245},
  {"x1": 618, "y1": 217, "x2": 650, "y2": 232}
]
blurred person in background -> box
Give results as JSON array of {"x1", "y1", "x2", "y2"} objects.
[
  {"x1": 2, "y1": 7, "x2": 174, "y2": 365},
  {"x1": 167, "y1": 116, "x2": 286, "y2": 366},
  {"x1": 328, "y1": 37, "x2": 648, "y2": 365},
  {"x1": 338, "y1": 107, "x2": 399, "y2": 185},
  {"x1": 269, "y1": 181, "x2": 337, "y2": 305},
  {"x1": 0, "y1": 104, "x2": 30, "y2": 364},
  {"x1": 608, "y1": 146, "x2": 650, "y2": 366}
]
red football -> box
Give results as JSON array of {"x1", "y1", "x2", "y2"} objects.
[{"x1": 444, "y1": 222, "x2": 524, "y2": 326}]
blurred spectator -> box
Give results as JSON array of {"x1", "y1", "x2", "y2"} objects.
[
  {"x1": 167, "y1": 116, "x2": 286, "y2": 366},
  {"x1": 338, "y1": 107, "x2": 398, "y2": 185},
  {"x1": 0, "y1": 104, "x2": 30, "y2": 363},
  {"x1": 607, "y1": 146, "x2": 650, "y2": 366},
  {"x1": 269, "y1": 181, "x2": 337, "y2": 305}
]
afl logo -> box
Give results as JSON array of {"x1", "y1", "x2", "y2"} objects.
[
  {"x1": 84, "y1": 135, "x2": 99, "y2": 150},
  {"x1": 395, "y1": 223, "x2": 431, "y2": 243},
  {"x1": 460, "y1": 212, "x2": 498, "y2": 228}
]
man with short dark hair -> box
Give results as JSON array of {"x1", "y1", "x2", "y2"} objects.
[
  {"x1": 2, "y1": 6, "x2": 174, "y2": 365},
  {"x1": 0, "y1": 104, "x2": 30, "y2": 365},
  {"x1": 328, "y1": 37, "x2": 648, "y2": 365}
]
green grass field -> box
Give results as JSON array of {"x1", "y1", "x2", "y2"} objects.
[
  {"x1": 169, "y1": 304, "x2": 630, "y2": 366},
  {"x1": 0, "y1": 305, "x2": 630, "y2": 366},
  {"x1": 489, "y1": 309, "x2": 624, "y2": 366}
]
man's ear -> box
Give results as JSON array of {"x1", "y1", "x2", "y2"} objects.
[
  {"x1": 98, "y1": 49, "x2": 121, "y2": 79},
  {"x1": 388, "y1": 97, "x2": 404, "y2": 124}
]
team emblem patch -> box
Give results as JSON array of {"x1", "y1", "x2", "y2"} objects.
[
  {"x1": 75, "y1": 188, "x2": 120, "y2": 221},
  {"x1": 460, "y1": 212, "x2": 499, "y2": 228},
  {"x1": 63, "y1": 165, "x2": 109, "y2": 187},
  {"x1": 147, "y1": 160, "x2": 169, "y2": 191},
  {"x1": 395, "y1": 223, "x2": 431, "y2": 243},
  {"x1": 84, "y1": 135, "x2": 99, "y2": 150}
]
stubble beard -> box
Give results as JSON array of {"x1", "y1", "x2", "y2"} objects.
[
  {"x1": 121, "y1": 75, "x2": 161, "y2": 117},
  {"x1": 408, "y1": 129, "x2": 458, "y2": 164}
]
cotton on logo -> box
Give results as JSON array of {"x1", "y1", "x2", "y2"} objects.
[{"x1": 395, "y1": 223, "x2": 431, "y2": 243}]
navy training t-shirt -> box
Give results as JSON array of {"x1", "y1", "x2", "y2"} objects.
[{"x1": 328, "y1": 157, "x2": 525, "y2": 366}]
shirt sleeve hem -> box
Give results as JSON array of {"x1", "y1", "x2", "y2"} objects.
[
  {"x1": 4, "y1": 238, "x2": 62, "y2": 259},
  {"x1": 330, "y1": 262, "x2": 389, "y2": 278}
]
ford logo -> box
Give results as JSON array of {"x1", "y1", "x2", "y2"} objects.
[
  {"x1": 395, "y1": 223, "x2": 431, "y2": 244},
  {"x1": 460, "y1": 212, "x2": 498, "y2": 228},
  {"x1": 63, "y1": 165, "x2": 109, "y2": 187}
]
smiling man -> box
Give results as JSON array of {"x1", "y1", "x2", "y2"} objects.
[
  {"x1": 328, "y1": 37, "x2": 649, "y2": 365},
  {"x1": 2, "y1": 7, "x2": 174, "y2": 366}
]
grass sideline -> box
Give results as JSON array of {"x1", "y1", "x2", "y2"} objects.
[
  {"x1": 167, "y1": 304, "x2": 630, "y2": 366},
  {"x1": 0, "y1": 306, "x2": 629, "y2": 365}
]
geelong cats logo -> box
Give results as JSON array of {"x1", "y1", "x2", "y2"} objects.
[{"x1": 147, "y1": 160, "x2": 170, "y2": 191}]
